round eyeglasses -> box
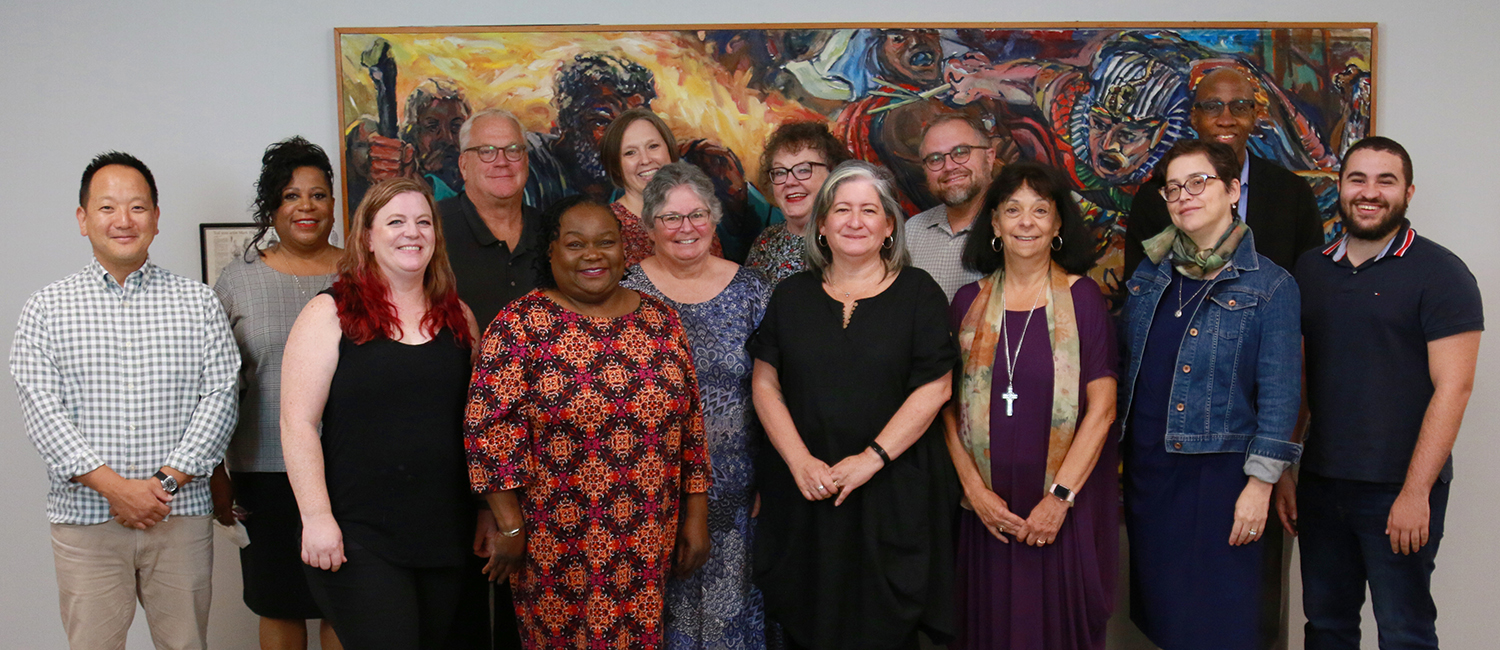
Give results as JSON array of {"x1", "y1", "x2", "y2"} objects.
[
  {"x1": 921, "y1": 144, "x2": 991, "y2": 171},
  {"x1": 1159, "y1": 173, "x2": 1223, "y2": 202}
]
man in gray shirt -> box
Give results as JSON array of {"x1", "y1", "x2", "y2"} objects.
[{"x1": 905, "y1": 114, "x2": 998, "y2": 299}]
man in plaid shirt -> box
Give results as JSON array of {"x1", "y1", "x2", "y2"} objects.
[{"x1": 9, "y1": 152, "x2": 239, "y2": 650}]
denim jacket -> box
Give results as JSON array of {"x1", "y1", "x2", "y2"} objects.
[{"x1": 1119, "y1": 230, "x2": 1303, "y2": 483}]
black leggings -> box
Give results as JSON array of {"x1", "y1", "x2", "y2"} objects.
[{"x1": 304, "y1": 541, "x2": 464, "y2": 650}]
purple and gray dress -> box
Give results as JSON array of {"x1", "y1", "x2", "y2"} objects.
[{"x1": 947, "y1": 276, "x2": 1119, "y2": 650}]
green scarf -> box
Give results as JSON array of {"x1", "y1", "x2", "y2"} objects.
[
  {"x1": 956, "y1": 263, "x2": 1081, "y2": 494},
  {"x1": 1141, "y1": 220, "x2": 1249, "y2": 280}
]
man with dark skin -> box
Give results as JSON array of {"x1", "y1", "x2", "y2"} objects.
[{"x1": 1125, "y1": 67, "x2": 1324, "y2": 276}]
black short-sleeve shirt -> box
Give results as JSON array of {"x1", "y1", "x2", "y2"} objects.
[
  {"x1": 438, "y1": 194, "x2": 541, "y2": 330},
  {"x1": 1295, "y1": 221, "x2": 1483, "y2": 483}
]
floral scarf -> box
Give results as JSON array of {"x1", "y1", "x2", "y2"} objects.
[
  {"x1": 956, "y1": 263, "x2": 1080, "y2": 492},
  {"x1": 1141, "y1": 220, "x2": 1249, "y2": 280}
]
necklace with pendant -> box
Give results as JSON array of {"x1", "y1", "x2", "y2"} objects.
[
  {"x1": 1175, "y1": 274, "x2": 1211, "y2": 318},
  {"x1": 999, "y1": 278, "x2": 1047, "y2": 417}
]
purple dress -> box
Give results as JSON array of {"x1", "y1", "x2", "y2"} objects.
[{"x1": 948, "y1": 277, "x2": 1119, "y2": 650}]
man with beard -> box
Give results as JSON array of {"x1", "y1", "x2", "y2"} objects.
[
  {"x1": 1288, "y1": 137, "x2": 1482, "y2": 650},
  {"x1": 905, "y1": 113, "x2": 997, "y2": 298},
  {"x1": 1125, "y1": 67, "x2": 1325, "y2": 277},
  {"x1": 524, "y1": 53, "x2": 657, "y2": 209}
]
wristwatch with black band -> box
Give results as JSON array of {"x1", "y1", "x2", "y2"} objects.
[{"x1": 153, "y1": 470, "x2": 180, "y2": 495}]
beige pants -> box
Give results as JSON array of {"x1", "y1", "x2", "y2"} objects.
[{"x1": 51, "y1": 515, "x2": 214, "y2": 650}]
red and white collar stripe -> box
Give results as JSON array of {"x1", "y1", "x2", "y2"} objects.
[{"x1": 1324, "y1": 226, "x2": 1415, "y2": 263}]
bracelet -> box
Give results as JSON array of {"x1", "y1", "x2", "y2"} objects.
[
  {"x1": 868, "y1": 441, "x2": 891, "y2": 465},
  {"x1": 501, "y1": 524, "x2": 523, "y2": 538}
]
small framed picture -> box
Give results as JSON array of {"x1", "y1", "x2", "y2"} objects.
[{"x1": 199, "y1": 223, "x2": 262, "y2": 287}]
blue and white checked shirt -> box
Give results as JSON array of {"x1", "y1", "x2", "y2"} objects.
[{"x1": 10, "y1": 259, "x2": 239, "y2": 524}]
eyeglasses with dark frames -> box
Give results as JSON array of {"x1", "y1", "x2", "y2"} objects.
[
  {"x1": 1159, "y1": 173, "x2": 1223, "y2": 202},
  {"x1": 768, "y1": 161, "x2": 828, "y2": 185},
  {"x1": 1191, "y1": 99, "x2": 1257, "y2": 118},
  {"x1": 654, "y1": 209, "x2": 713, "y2": 229},
  {"x1": 921, "y1": 144, "x2": 991, "y2": 171},
  {"x1": 463, "y1": 144, "x2": 527, "y2": 163}
]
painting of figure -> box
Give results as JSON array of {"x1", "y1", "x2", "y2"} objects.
[{"x1": 337, "y1": 24, "x2": 1373, "y2": 283}]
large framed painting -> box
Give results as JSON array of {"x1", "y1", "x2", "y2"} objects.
[{"x1": 335, "y1": 23, "x2": 1375, "y2": 296}]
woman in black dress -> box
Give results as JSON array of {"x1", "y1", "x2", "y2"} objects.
[
  {"x1": 748, "y1": 160, "x2": 960, "y2": 650},
  {"x1": 281, "y1": 177, "x2": 482, "y2": 650}
]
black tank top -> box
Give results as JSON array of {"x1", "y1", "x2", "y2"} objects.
[{"x1": 321, "y1": 325, "x2": 473, "y2": 568}]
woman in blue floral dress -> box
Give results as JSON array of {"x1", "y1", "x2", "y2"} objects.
[{"x1": 622, "y1": 161, "x2": 774, "y2": 649}]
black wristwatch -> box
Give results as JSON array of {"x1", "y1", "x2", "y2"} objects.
[{"x1": 154, "y1": 471, "x2": 180, "y2": 495}]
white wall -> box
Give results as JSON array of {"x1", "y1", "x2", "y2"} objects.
[{"x1": 2, "y1": 1, "x2": 1496, "y2": 648}]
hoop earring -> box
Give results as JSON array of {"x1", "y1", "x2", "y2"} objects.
[
  {"x1": 1051, "y1": 235, "x2": 1063, "y2": 251},
  {"x1": 882, "y1": 236, "x2": 894, "y2": 250},
  {"x1": 991, "y1": 237, "x2": 1003, "y2": 252},
  {"x1": 817, "y1": 234, "x2": 828, "y2": 249}
]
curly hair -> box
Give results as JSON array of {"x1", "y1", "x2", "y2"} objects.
[
  {"x1": 247, "y1": 136, "x2": 334, "y2": 253},
  {"x1": 531, "y1": 194, "x2": 619, "y2": 289},
  {"x1": 756, "y1": 121, "x2": 851, "y2": 191},
  {"x1": 962, "y1": 161, "x2": 1096, "y2": 276}
]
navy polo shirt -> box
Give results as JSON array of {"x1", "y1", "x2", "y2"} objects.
[
  {"x1": 438, "y1": 193, "x2": 541, "y2": 331},
  {"x1": 1295, "y1": 221, "x2": 1483, "y2": 483}
]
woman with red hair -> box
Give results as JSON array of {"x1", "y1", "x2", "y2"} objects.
[{"x1": 281, "y1": 177, "x2": 481, "y2": 650}]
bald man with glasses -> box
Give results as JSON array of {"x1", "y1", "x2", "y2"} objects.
[{"x1": 1125, "y1": 67, "x2": 1325, "y2": 278}]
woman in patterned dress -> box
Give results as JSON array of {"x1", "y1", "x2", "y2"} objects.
[
  {"x1": 466, "y1": 194, "x2": 714, "y2": 649},
  {"x1": 621, "y1": 161, "x2": 773, "y2": 649},
  {"x1": 744, "y1": 123, "x2": 850, "y2": 284}
]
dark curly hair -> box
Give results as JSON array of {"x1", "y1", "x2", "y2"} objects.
[
  {"x1": 756, "y1": 121, "x2": 851, "y2": 190},
  {"x1": 532, "y1": 194, "x2": 618, "y2": 289},
  {"x1": 962, "y1": 161, "x2": 1095, "y2": 275},
  {"x1": 247, "y1": 136, "x2": 334, "y2": 254}
]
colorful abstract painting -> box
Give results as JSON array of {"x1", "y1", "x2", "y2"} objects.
[{"x1": 336, "y1": 24, "x2": 1375, "y2": 294}]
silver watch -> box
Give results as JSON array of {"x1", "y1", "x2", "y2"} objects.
[
  {"x1": 153, "y1": 471, "x2": 179, "y2": 495},
  {"x1": 1048, "y1": 482, "x2": 1076, "y2": 505}
]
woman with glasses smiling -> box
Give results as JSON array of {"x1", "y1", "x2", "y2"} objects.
[
  {"x1": 621, "y1": 161, "x2": 774, "y2": 649},
  {"x1": 745, "y1": 122, "x2": 851, "y2": 284},
  {"x1": 1118, "y1": 140, "x2": 1302, "y2": 650}
]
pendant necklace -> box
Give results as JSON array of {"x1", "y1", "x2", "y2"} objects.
[
  {"x1": 999, "y1": 277, "x2": 1047, "y2": 417},
  {"x1": 1175, "y1": 274, "x2": 1211, "y2": 318}
]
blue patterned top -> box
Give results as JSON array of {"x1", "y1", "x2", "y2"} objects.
[{"x1": 622, "y1": 264, "x2": 774, "y2": 650}]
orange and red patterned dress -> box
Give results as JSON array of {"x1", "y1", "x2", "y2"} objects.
[{"x1": 465, "y1": 290, "x2": 712, "y2": 650}]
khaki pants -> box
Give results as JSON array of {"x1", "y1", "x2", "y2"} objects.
[{"x1": 51, "y1": 515, "x2": 214, "y2": 650}]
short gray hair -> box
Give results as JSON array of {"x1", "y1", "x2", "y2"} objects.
[
  {"x1": 458, "y1": 108, "x2": 524, "y2": 151},
  {"x1": 640, "y1": 161, "x2": 722, "y2": 231},
  {"x1": 804, "y1": 160, "x2": 910, "y2": 277}
]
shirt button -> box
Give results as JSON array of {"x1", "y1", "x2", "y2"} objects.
[
  {"x1": 1189, "y1": 328, "x2": 1198, "y2": 336},
  {"x1": 1176, "y1": 403, "x2": 1185, "y2": 412},
  {"x1": 128, "y1": 464, "x2": 137, "y2": 471},
  {"x1": 1182, "y1": 365, "x2": 1191, "y2": 373},
  {"x1": 129, "y1": 425, "x2": 136, "y2": 432},
  {"x1": 1173, "y1": 442, "x2": 1183, "y2": 450},
  {"x1": 127, "y1": 383, "x2": 135, "y2": 390}
]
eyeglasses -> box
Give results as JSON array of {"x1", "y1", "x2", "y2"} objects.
[
  {"x1": 768, "y1": 161, "x2": 828, "y2": 185},
  {"x1": 1159, "y1": 173, "x2": 1222, "y2": 202},
  {"x1": 1192, "y1": 99, "x2": 1256, "y2": 118},
  {"x1": 464, "y1": 144, "x2": 526, "y2": 163},
  {"x1": 922, "y1": 145, "x2": 991, "y2": 171},
  {"x1": 655, "y1": 209, "x2": 712, "y2": 229}
]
